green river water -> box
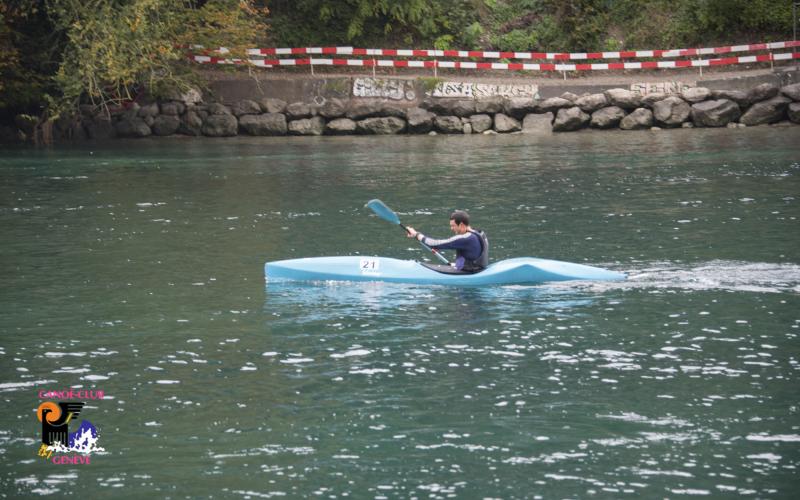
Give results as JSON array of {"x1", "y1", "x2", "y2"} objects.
[{"x1": 1, "y1": 128, "x2": 799, "y2": 498}]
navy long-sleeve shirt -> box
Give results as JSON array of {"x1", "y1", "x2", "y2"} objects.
[{"x1": 419, "y1": 231, "x2": 482, "y2": 270}]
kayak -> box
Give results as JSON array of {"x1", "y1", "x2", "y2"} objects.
[{"x1": 264, "y1": 256, "x2": 626, "y2": 286}]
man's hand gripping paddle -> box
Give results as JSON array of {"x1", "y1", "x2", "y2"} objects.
[{"x1": 366, "y1": 199, "x2": 450, "y2": 265}]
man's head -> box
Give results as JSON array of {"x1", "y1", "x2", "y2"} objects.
[{"x1": 449, "y1": 210, "x2": 470, "y2": 234}]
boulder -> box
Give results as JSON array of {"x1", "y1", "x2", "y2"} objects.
[
  {"x1": 178, "y1": 111, "x2": 203, "y2": 136},
  {"x1": 553, "y1": 107, "x2": 590, "y2": 132},
  {"x1": 208, "y1": 103, "x2": 232, "y2": 115},
  {"x1": 202, "y1": 114, "x2": 238, "y2": 136},
  {"x1": 318, "y1": 97, "x2": 347, "y2": 118},
  {"x1": 239, "y1": 113, "x2": 287, "y2": 136},
  {"x1": 433, "y1": 115, "x2": 464, "y2": 134},
  {"x1": 537, "y1": 97, "x2": 572, "y2": 113},
  {"x1": 560, "y1": 92, "x2": 579, "y2": 102},
  {"x1": 711, "y1": 89, "x2": 749, "y2": 107},
  {"x1": 405, "y1": 107, "x2": 435, "y2": 134},
  {"x1": 115, "y1": 117, "x2": 151, "y2": 137},
  {"x1": 681, "y1": 87, "x2": 712, "y2": 103},
  {"x1": 463, "y1": 122, "x2": 473, "y2": 134},
  {"x1": 85, "y1": 117, "x2": 114, "y2": 140},
  {"x1": 151, "y1": 115, "x2": 180, "y2": 136},
  {"x1": 604, "y1": 88, "x2": 642, "y2": 110},
  {"x1": 522, "y1": 113, "x2": 553, "y2": 134},
  {"x1": 739, "y1": 96, "x2": 791, "y2": 126},
  {"x1": 137, "y1": 103, "x2": 160, "y2": 119},
  {"x1": 475, "y1": 96, "x2": 504, "y2": 114},
  {"x1": 575, "y1": 93, "x2": 609, "y2": 113},
  {"x1": 780, "y1": 82, "x2": 800, "y2": 101},
  {"x1": 346, "y1": 101, "x2": 383, "y2": 120},
  {"x1": 504, "y1": 97, "x2": 538, "y2": 119},
  {"x1": 493, "y1": 113, "x2": 521, "y2": 133},
  {"x1": 160, "y1": 101, "x2": 185, "y2": 116},
  {"x1": 230, "y1": 99, "x2": 262, "y2": 117},
  {"x1": 378, "y1": 103, "x2": 407, "y2": 119},
  {"x1": 469, "y1": 114, "x2": 493, "y2": 134},
  {"x1": 690, "y1": 99, "x2": 741, "y2": 127},
  {"x1": 619, "y1": 108, "x2": 653, "y2": 130},
  {"x1": 449, "y1": 100, "x2": 477, "y2": 117},
  {"x1": 259, "y1": 98, "x2": 287, "y2": 114},
  {"x1": 356, "y1": 116, "x2": 406, "y2": 135},
  {"x1": 640, "y1": 93, "x2": 668, "y2": 109},
  {"x1": 288, "y1": 116, "x2": 325, "y2": 135},
  {"x1": 788, "y1": 102, "x2": 800, "y2": 123},
  {"x1": 325, "y1": 118, "x2": 357, "y2": 135},
  {"x1": 652, "y1": 96, "x2": 691, "y2": 127},
  {"x1": 747, "y1": 82, "x2": 779, "y2": 104},
  {"x1": 286, "y1": 102, "x2": 314, "y2": 119},
  {"x1": 590, "y1": 106, "x2": 626, "y2": 129}
]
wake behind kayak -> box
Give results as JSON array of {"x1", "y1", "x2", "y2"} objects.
[{"x1": 264, "y1": 256, "x2": 626, "y2": 286}]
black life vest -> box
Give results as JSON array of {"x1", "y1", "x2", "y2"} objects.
[{"x1": 463, "y1": 229, "x2": 489, "y2": 272}]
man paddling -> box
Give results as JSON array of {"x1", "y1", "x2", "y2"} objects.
[{"x1": 406, "y1": 210, "x2": 489, "y2": 273}]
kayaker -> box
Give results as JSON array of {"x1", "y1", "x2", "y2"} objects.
[{"x1": 406, "y1": 210, "x2": 489, "y2": 272}]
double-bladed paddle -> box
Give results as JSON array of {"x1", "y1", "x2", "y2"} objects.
[{"x1": 366, "y1": 199, "x2": 451, "y2": 265}]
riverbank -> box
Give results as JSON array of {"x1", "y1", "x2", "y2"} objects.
[{"x1": 5, "y1": 66, "x2": 800, "y2": 143}]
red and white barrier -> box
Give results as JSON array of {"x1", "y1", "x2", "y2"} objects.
[
  {"x1": 200, "y1": 40, "x2": 800, "y2": 61},
  {"x1": 189, "y1": 52, "x2": 800, "y2": 71}
]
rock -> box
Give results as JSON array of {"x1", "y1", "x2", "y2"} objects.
[
  {"x1": 690, "y1": 99, "x2": 741, "y2": 127},
  {"x1": 652, "y1": 96, "x2": 691, "y2": 127},
  {"x1": 522, "y1": 113, "x2": 553, "y2": 134},
  {"x1": 142, "y1": 115, "x2": 155, "y2": 127},
  {"x1": 208, "y1": 103, "x2": 232, "y2": 115},
  {"x1": 681, "y1": 87, "x2": 711, "y2": 103},
  {"x1": 163, "y1": 85, "x2": 202, "y2": 104},
  {"x1": 575, "y1": 93, "x2": 609, "y2": 113},
  {"x1": 475, "y1": 96, "x2": 504, "y2": 114},
  {"x1": 537, "y1": 97, "x2": 572, "y2": 113},
  {"x1": 747, "y1": 82, "x2": 779, "y2": 104},
  {"x1": 138, "y1": 103, "x2": 160, "y2": 118},
  {"x1": 325, "y1": 118, "x2": 358, "y2": 135},
  {"x1": 178, "y1": 111, "x2": 203, "y2": 136},
  {"x1": 493, "y1": 113, "x2": 521, "y2": 133},
  {"x1": 739, "y1": 96, "x2": 792, "y2": 126},
  {"x1": 319, "y1": 98, "x2": 347, "y2": 118},
  {"x1": 553, "y1": 107, "x2": 590, "y2": 132},
  {"x1": 286, "y1": 102, "x2": 314, "y2": 119},
  {"x1": 231, "y1": 99, "x2": 262, "y2": 117},
  {"x1": 405, "y1": 107, "x2": 435, "y2": 134},
  {"x1": 560, "y1": 92, "x2": 579, "y2": 102},
  {"x1": 504, "y1": 97, "x2": 538, "y2": 119},
  {"x1": 259, "y1": 98, "x2": 287, "y2": 114},
  {"x1": 160, "y1": 101, "x2": 185, "y2": 116},
  {"x1": 449, "y1": 100, "x2": 477, "y2": 117},
  {"x1": 239, "y1": 113, "x2": 287, "y2": 136},
  {"x1": 711, "y1": 89, "x2": 749, "y2": 107},
  {"x1": 682, "y1": 121, "x2": 694, "y2": 128},
  {"x1": 356, "y1": 116, "x2": 406, "y2": 135},
  {"x1": 201, "y1": 113, "x2": 238, "y2": 136},
  {"x1": 288, "y1": 116, "x2": 325, "y2": 136},
  {"x1": 590, "y1": 106, "x2": 626, "y2": 129},
  {"x1": 604, "y1": 88, "x2": 642, "y2": 110},
  {"x1": 433, "y1": 115, "x2": 464, "y2": 134},
  {"x1": 378, "y1": 104, "x2": 407, "y2": 119},
  {"x1": 463, "y1": 122, "x2": 473, "y2": 134},
  {"x1": 619, "y1": 108, "x2": 653, "y2": 130},
  {"x1": 115, "y1": 117, "x2": 151, "y2": 137},
  {"x1": 122, "y1": 103, "x2": 140, "y2": 121},
  {"x1": 151, "y1": 115, "x2": 180, "y2": 136},
  {"x1": 85, "y1": 117, "x2": 114, "y2": 140},
  {"x1": 14, "y1": 114, "x2": 38, "y2": 135},
  {"x1": 788, "y1": 102, "x2": 800, "y2": 123},
  {"x1": 780, "y1": 82, "x2": 800, "y2": 101},
  {"x1": 640, "y1": 93, "x2": 668, "y2": 109},
  {"x1": 346, "y1": 101, "x2": 383, "y2": 120},
  {"x1": 469, "y1": 114, "x2": 493, "y2": 134}
]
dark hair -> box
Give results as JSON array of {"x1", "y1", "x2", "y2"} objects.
[{"x1": 450, "y1": 210, "x2": 470, "y2": 226}]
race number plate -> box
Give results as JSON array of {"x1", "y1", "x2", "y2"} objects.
[{"x1": 359, "y1": 258, "x2": 380, "y2": 275}]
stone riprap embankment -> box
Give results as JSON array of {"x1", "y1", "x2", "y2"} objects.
[{"x1": 95, "y1": 81, "x2": 800, "y2": 139}]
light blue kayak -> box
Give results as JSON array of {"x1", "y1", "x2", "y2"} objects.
[{"x1": 265, "y1": 256, "x2": 626, "y2": 286}]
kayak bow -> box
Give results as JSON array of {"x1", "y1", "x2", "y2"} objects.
[{"x1": 265, "y1": 256, "x2": 625, "y2": 286}]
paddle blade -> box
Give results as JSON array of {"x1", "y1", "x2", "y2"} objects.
[{"x1": 366, "y1": 199, "x2": 401, "y2": 225}]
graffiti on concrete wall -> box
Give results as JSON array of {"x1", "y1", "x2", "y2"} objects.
[
  {"x1": 429, "y1": 81, "x2": 539, "y2": 99},
  {"x1": 353, "y1": 78, "x2": 416, "y2": 100},
  {"x1": 631, "y1": 81, "x2": 694, "y2": 96}
]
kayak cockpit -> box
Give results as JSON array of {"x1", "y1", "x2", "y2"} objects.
[{"x1": 420, "y1": 262, "x2": 487, "y2": 275}]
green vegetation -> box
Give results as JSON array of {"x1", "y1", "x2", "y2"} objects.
[{"x1": 0, "y1": 0, "x2": 795, "y2": 128}]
